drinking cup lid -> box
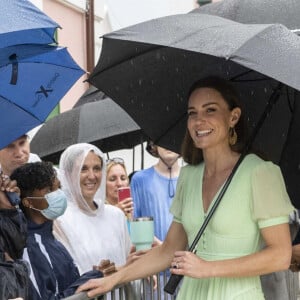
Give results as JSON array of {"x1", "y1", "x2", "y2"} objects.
[{"x1": 132, "y1": 217, "x2": 153, "y2": 222}]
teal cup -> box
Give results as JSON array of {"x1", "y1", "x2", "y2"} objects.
[{"x1": 130, "y1": 217, "x2": 154, "y2": 251}]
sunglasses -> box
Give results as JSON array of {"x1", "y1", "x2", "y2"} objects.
[{"x1": 106, "y1": 157, "x2": 125, "y2": 164}]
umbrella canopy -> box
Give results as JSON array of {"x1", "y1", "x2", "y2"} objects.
[
  {"x1": 88, "y1": 13, "x2": 300, "y2": 207},
  {"x1": 0, "y1": 0, "x2": 59, "y2": 48},
  {"x1": 0, "y1": 44, "x2": 84, "y2": 149},
  {"x1": 73, "y1": 86, "x2": 107, "y2": 108},
  {"x1": 191, "y1": 0, "x2": 300, "y2": 30},
  {"x1": 30, "y1": 98, "x2": 147, "y2": 164}
]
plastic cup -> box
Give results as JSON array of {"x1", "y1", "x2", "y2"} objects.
[{"x1": 130, "y1": 217, "x2": 154, "y2": 251}]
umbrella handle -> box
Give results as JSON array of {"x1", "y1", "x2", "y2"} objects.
[{"x1": 164, "y1": 274, "x2": 183, "y2": 295}]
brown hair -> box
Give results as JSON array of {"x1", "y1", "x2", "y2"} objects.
[{"x1": 181, "y1": 77, "x2": 248, "y2": 165}]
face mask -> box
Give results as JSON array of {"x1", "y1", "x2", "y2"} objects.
[{"x1": 30, "y1": 189, "x2": 67, "y2": 220}]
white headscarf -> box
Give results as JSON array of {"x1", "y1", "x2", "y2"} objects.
[
  {"x1": 58, "y1": 143, "x2": 106, "y2": 216},
  {"x1": 55, "y1": 143, "x2": 131, "y2": 274}
]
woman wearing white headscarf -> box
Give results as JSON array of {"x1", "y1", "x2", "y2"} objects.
[{"x1": 54, "y1": 143, "x2": 131, "y2": 274}]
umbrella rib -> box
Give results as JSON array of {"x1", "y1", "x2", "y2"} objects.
[
  {"x1": 230, "y1": 70, "x2": 270, "y2": 82},
  {"x1": 91, "y1": 43, "x2": 163, "y2": 77}
]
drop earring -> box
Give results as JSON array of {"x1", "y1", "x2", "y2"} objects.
[{"x1": 229, "y1": 127, "x2": 237, "y2": 146}]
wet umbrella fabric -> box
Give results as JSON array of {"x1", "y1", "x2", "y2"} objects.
[
  {"x1": 73, "y1": 85, "x2": 107, "y2": 108},
  {"x1": 30, "y1": 98, "x2": 147, "y2": 164},
  {"x1": 0, "y1": 44, "x2": 84, "y2": 149},
  {"x1": 191, "y1": 0, "x2": 300, "y2": 30},
  {"x1": 0, "y1": 0, "x2": 59, "y2": 48},
  {"x1": 88, "y1": 13, "x2": 300, "y2": 207}
]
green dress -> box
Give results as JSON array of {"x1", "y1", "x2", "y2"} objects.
[{"x1": 170, "y1": 154, "x2": 294, "y2": 300}]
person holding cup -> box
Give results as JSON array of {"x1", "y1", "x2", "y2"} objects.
[{"x1": 54, "y1": 143, "x2": 132, "y2": 275}]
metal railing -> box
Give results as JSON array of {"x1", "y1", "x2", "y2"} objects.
[{"x1": 63, "y1": 270, "x2": 180, "y2": 300}]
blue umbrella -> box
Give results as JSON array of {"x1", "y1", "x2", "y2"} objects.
[
  {"x1": 0, "y1": 44, "x2": 85, "y2": 149},
  {"x1": 0, "y1": 0, "x2": 59, "y2": 48}
]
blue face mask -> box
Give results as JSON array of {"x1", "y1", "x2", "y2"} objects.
[{"x1": 30, "y1": 189, "x2": 67, "y2": 220}]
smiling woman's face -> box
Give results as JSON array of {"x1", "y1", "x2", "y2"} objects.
[
  {"x1": 79, "y1": 151, "x2": 102, "y2": 203},
  {"x1": 187, "y1": 87, "x2": 240, "y2": 151}
]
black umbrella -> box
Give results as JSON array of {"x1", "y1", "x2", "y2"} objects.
[
  {"x1": 75, "y1": 86, "x2": 147, "y2": 170},
  {"x1": 191, "y1": 0, "x2": 300, "y2": 30},
  {"x1": 189, "y1": 0, "x2": 300, "y2": 214},
  {"x1": 73, "y1": 85, "x2": 106, "y2": 108},
  {"x1": 30, "y1": 97, "x2": 147, "y2": 164},
  {"x1": 88, "y1": 13, "x2": 300, "y2": 209}
]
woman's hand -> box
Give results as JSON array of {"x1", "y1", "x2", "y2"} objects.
[
  {"x1": 170, "y1": 250, "x2": 210, "y2": 278},
  {"x1": 116, "y1": 197, "x2": 134, "y2": 217},
  {"x1": 147, "y1": 274, "x2": 157, "y2": 290},
  {"x1": 290, "y1": 244, "x2": 300, "y2": 272},
  {"x1": 94, "y1": 259, "x2": 117, "y2": 277},
  {"x1": 76, "y1": 277, "x2": 115, "y2": 298}
]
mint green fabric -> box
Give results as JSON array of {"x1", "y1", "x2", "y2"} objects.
[{"x1": 170, "y1": 154, "x2": 294, "y2": 299}]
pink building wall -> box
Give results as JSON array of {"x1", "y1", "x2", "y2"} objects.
[{"x1": 43, "y1": 0, "x2": 89, "y2": 112}]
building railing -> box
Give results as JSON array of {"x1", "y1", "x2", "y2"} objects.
[{"x1": 63, "y1": 270, "x2": 180, "y2": 300}]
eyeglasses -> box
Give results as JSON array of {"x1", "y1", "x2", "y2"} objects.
[{"x1": 106, "y1": 157, "x2": 125, "y2": 165}]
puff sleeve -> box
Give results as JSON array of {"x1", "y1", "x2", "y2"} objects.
[{"x1": 251, "y1": 161, "x2": 294, "y2": 228}]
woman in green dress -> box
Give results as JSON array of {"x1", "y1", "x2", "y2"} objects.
[{"x1": 77, "y1": 77, "x2": 294, "y2": 299}]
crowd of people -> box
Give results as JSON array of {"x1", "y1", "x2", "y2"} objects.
[{"x1": 1, "y1": 77, "x2": 300, "y2": 300}]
